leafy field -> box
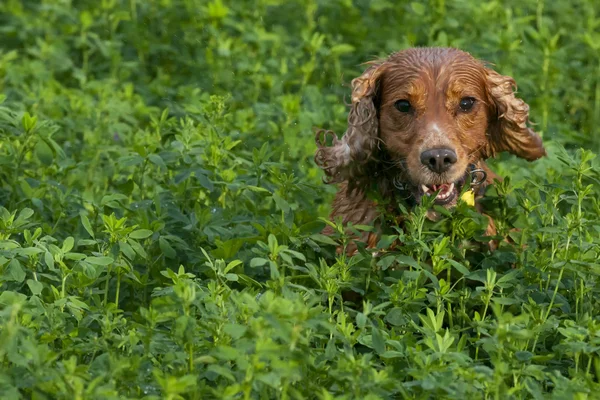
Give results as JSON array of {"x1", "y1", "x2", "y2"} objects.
[{"x1": 1, "y1": 0, "x2": 600, "y2": 398}]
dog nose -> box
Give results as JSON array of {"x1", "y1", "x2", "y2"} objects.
[{"x1": 420, "y1": 148, "x2": 457, "y2": 173}]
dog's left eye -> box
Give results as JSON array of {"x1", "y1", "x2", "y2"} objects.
[
  {"x1": 394, "y1": 99, "x2": 412, "y2": 113},
  {"x1": 459, "y1": 97, "x2": 476, "y2": 111}
]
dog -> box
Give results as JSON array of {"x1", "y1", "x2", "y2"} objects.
[{"x1": 315, "y1": 47, "x2": 546, "y2": 255}]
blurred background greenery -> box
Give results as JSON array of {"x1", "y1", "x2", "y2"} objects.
[
  {"x1": 2, "y1": 0, "x2": 598, "y2": 220},
  {"x1": 1, "y1": 0, "x2": 600, "y2": 398}
]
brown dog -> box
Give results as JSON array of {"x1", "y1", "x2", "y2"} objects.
[{"x1": 315, "y1": 47, "x2": 545, "y2": 254}]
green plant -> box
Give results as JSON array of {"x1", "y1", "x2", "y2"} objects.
[{"x1": 1, "y1": 0, "x2": 600, "y2": 398}]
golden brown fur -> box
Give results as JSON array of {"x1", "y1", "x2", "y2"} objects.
[{"x1": 315, "y1": 47, "x2": 545, "y2": 253}]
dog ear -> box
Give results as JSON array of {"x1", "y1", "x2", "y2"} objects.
[
  {"x1": 315, "y1": 61, "x2": 388, "y2": 184},
  {"x1": 484, "y1": 69, "x2": 546, "y2": 161}
]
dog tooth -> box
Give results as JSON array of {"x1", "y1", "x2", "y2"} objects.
[{"x1": 421, "y1": 184, "x2": 430, "y2": 194}]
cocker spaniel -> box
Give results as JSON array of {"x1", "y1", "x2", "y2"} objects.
[{"x1": 315, "y1": 47, "x2": 546, "y2": 254}]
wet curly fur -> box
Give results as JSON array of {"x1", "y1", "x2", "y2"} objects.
[{"x1": 315, "y1": 47, "x2": 546, "y2": 254}]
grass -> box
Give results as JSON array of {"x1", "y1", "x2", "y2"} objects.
[{"x1": 1, "y1": 0, "x2": 600, "y2": 399}]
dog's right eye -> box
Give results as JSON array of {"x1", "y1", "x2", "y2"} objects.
[{"x1": 394, "y1": 99, "x2": 412, "y2": 113}]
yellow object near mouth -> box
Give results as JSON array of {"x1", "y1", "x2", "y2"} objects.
[{"x1": 461, "y1": 190, "x2": 475, "y2": 206}]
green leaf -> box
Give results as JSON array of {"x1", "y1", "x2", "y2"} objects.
[
  {"x1": 244, "y1": 185, "x2": 270, "y2": 193},
  {"x1": 267, "y1": 234, "x2": 278, "y2": 254},
  {"x1": 85, "y1": 256, "x2": 114, "y2": 266},
  {"x1": 213, "y1": 345, "x2": 239, "y2": 361},
  {"x1": 80, "y1": 213, "x2": 95, "y2": 239},
  {"x1": 81, "y1": 263, "x2": 102, "y2": 279},
  {"x1": 330, "y1": 43, "x2": 355, "y2": 55},
  {"x1": 380, "y1": 351, "x2": 404, "y2": 359},
  {"x1": 148, "y1": 154, "x2": 166, "y2": 168},
  {"x1": 128, "y1": 239, "x2": 147, "y2": 259},
  {"x1": 298, "y1": 220, "x2": 326, "y2": 234},
  {"x1": 269, "y1": 261, "x2": 279, "y2": 279},
  {"x1": 67, "y1": 296, "x2": 90, "y2": 311},
  {"x1": 16, "y1": 247, "x2": 44, "y2": 257},
  {"x1": 119, "y1": 155, "x2": 144, "y2": 167},
  {"x1": 100, "y1": 194, "x2": 128, "y2": 207},
  {"x1": 373, "y1": 235, "x2": 395, "y2": 249},
  {"x1": 195, "y1": 355, "x2": 216, "y2": 364},
  {"x1": 377, "y1": 255, "x2": 396, "y2": 271},
  {"x1": 223, "y1": 323, "x2": 247, "y2": 339},
  {"x1": 207, "y1": 365, "x2": 236, "y2": 382},
  {"x1": 356, "y1": 312, "x2": 367, "y2": 329},
  {"x1": 496, "y1": 269, "x2": 521, "y2": 288},
  {"x1": 22, "y1": 112, "x2": 37, "y2": 132},
  {"x1": 411, "y1": 2, "x2": 425, "y2": 16},
  {"x1": 194, "y1": 171, "x2": 214, "y2": 190},
  {"x1": 64, "y1": 252, "x2": 87, "y2": 261},
  {"x1": 159, "y1": 237, "x2": 176, "y2": 259},
  {"x1": 224, "y1": 273, "x2": 238, "y2": 281},
  {"x1": 27, "y1": 279, "x2": 43, "y2": 295},
  {"x1": 0, "y1": 291, "x2": 27, "y2": 306},
  {"x1": 325, "y1": 337, "x2": 337, "y2": 360},
  {"x1": 80, "y1": 10, "x2": 93, "y2": 29},
  {"x1": 492, "y1": 297, "x2": 520, "y2": 305},
  {"x1": 7, "y1": 259, "x2": 25, "y2": 282},
  {"x1": 119, "y1": 241, "x2": 136, "y2": 260},
  {"x1": 250, "y1": 258, "x2": 268, "y2": 267},
  {"x1": 129, "y1": 229, "x2": 153, "y2": 239},
  {"x1": 515, "y1": 351, "x2": 534, "y2": 362},
  {"x1": 394, "y1": 255, "x2": 421, "y2": 269},
  {"x1": 272, "y1": 192, "x2": 290, "y2": 213},
  {"x1": 447, "y1": 259, "x2": 470, "y2": 276},
  {"x1": 385, "y1": 308, "x2": 406, "y2": 326},
  {"x1": 34, "y1": 140, "x2": 53, "y2": 165},
  {"x1": 62, "y1": 237, "x2": 75, "y2": 253},
  {"x1": 44, "y1": 252, "x2": 55, "y2": 270},
  {"x1": 309, "y1": 233, "x2": 338, "y2": 246},
  {"x1": 16, "y1": 208, "x2": 34, "y2": 223},
  {"x1": 372, "y1": 328, "x2": 386, "y2": 355},
  {"x1": 224, "y1": 260, "x2": 242, "y2": 274}
]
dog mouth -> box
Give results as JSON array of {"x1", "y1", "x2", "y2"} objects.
[
  {"x1": 420, "y1": 182, "x2": 458, "y2": 205},
  {"x1": 392, "y1": 163, "x2": 487, "y2": 207}
]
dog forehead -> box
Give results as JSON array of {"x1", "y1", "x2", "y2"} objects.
[
  {"x1": 381, "y1": 49, "x2": 486, "y2": 98},
  {"x1": 387, "y1": 47, "x2": 478, "y2": 69}
]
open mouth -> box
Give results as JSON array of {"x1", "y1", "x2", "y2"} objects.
[
  {"x1": 420, "y1": 182, "x2": 458, "y2": 205},
  {"x1": 392, "y1": 164, "x2": 486, "y2": 208}
]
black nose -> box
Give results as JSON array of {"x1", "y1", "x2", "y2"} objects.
[{"x1": 420, "y1": 148, "x2": 457, "y2": 173}]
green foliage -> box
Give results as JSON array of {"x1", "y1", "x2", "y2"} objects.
[{"x1": 1, "y1": 0, "x2": 600, "y2": 398}]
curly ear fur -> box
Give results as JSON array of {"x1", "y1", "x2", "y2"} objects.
[
  {"x1": 484, "y1": 69, "x2": 546, "y2": 161},
  {"x1": 314, "y1": 62, "x2": 387, "y2": 186}
]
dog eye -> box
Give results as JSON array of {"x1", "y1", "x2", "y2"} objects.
[
  {"x1": 394, "y1": 99, "x2": 412, "y2": 113},
  {"x1": 459, "y1": 97, "x2": 476, "y2": 111}
]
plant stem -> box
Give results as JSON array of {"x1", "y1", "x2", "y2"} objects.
[
  {"x1": 115, "y1": 272, "x2": 121, "y2": 307},
  {"x1": 104, "y1": 264, "x2": 112, "y2": 306}
]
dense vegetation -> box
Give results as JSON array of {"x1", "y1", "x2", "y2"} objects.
[{"x1": 1, "y1": 0, "x2": 600, "y2": 398}]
